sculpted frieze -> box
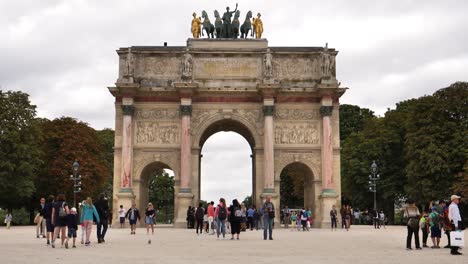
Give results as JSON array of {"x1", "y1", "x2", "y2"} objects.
[
  {"x1": 135, "y1": 56, "x2": 181, "y2": 79},
  {"x1": 275, "y1": 109, "x2": 320, "y2": 120},
  {"x1": 135, "y1": 108, "x2": 179, "y2": 120},
  {"x1": 275, "y1": 123, "x2": 319, "y2": 145},
  {"x1": 136, "y1": 121, "x2": 180, "y2": 144},
  {"x1": 273, "y1": 56, "x2": 321, "y2": 79}
]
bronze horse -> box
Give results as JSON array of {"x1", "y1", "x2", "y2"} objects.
[
  {"x1": 201, "y1": 10, "x2": 214, "y2": 38},
  {"x1": 240, "y1": 11, "x2": 252, "y2": 38},
  {"x1": 214, "y1": 10, "x2": 223, "y2": 38},
  {"x1": 231, "y1": 10, "x2": 241, "y2": 39}
]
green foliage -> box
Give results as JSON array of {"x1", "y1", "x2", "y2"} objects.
[
  {"x1": 0, "y1": 91, "x2": 42, "y2": 209},
  {"x1": 241, "y1": 196, "x2": 252, "y2": 207},
  {"x1": 0, "y1": 208, "x2": 30, "y2": 226},
  {"x1": 148, "y1": 169, "x2": 175, "y2": 223},
  {"x1": 280, "y1": 168, "x2": 304, "y2": 208},
  {"x1": 339, "y1": 104, "x2": 375, "y2": 142},
  {"x1": 96, "y1": 129, "x2": 115, "y2": 206}
]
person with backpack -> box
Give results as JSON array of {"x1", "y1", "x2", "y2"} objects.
[
  {"x1": 51, "y1": 193, "x2": 69, "y2": 248},
  {"x1": 403, "y1": 199, "x2": 421, "y2": 250},
  {"x1": 229, "y1": 199, "x2": 242, "y2": 240},
  {"x1": 215, "y1": 198, "x2": 227, "y2": 240},
  {"x1": 80, "y1": 197, "x2": 100, "y2": 246},
  {"x1": 95, "y1": 193, "x2": 109, "y2": 243},
  {"x1": 429, "y1": 206, "x2": 442, "y2": 248},
  {"x1": 125, "y1": 203, "x2": 141, "y2": 235},
  {"x1": 195, "y1": 202, "x2": 205, "y2": 235}
]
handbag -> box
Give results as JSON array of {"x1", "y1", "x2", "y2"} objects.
[
  {"x1": 450, "y1": 231, "x2": 465, "y2": 248},
  {"x1": 33, "y1": 213, "x2": 40, "y2": 224},
  {"x1": 268, "y1": 211, "x2": 275, "y2": 219}
]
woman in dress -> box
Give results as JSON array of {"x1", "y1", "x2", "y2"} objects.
[{"x1": 229, "y1": 199, "x2": 242, "y2": 240}]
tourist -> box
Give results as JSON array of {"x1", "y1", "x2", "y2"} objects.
[
  {"x1": 145, "y1": 202, "x2": 156, "y2": 236},
  {"x1": 215, "y1": 198, "x2": 227, "y2": 240},
  {"x1": 95, "y1": 193, "x2": 109, "y2": 243},
  {"x1": 65, "y1": 207, "x2": 78, "y2": 249},
  {"x1": 252, "y1": 206, "x2": 259, "y2": 230},
  {"x1": 79, "y1": 200, "x2": 86, "y2": 244},
  {"x1": 118, "y1": 205, "x2": 126, "y2": 228},
  {"x1": 429, "y1": 206, "x2": 442, "y2": 248},
  {"x1": 373, "y1": 209, "x2": 380, "y2": 229},
  {"x1": 282, "y1": 206, "x2": 290, "y2": 229},
  {"x1": 448, "y1": 194, "x2": 463, "y2": 255},
  {"x1": 440, "y1": 200, "x2": 452, "y2": 248},
  {"x1": 247, "y1": 206, "x2": 255, "y2": 230},
  {"x1": 207, "y1": 201, "x2": 215, "y2": 235},
  {"x1": 125, "y1": 203, "x2": 141, "y2": 235},
  {"x1": 51, "y1": 194, "x2": 69, "y2": 248},
  {"x1": 403, "y1": 199, "x2": 421, "y2": 250},
  {"x1": 257, "y1": 206, "x2": 263, "y2": 230},
  {"x1": 291, "y1": 210, "x2": 297, "y2": 229},
  {"x1": 340, "y1": 205, "x2": 346, "y2": 229},
  {"x1": 187, "y1": 206, "x2": 195, "y2": 229},
  {"x1": 306, "y1": 208, "x2": 313, "y2": 228},
  {"x1": 240, "y1": 203, "x2": 247, "y2": 232},
  {"x1": 296, "y1": 211, "x2": 302, "y2": 231},
  {"x1": 353, "y1": 209, "x2": 361, "y2": 225},
  {"x1": 344, "y1": 205, "x2": 352, "y2": 231},
  {"x1": 4, "y1": 211, "x2": 12, "y2": 229},
  {"x1": 203, "y1": 211, "x2": 209, "y2": 233},
  {"x1": 330, "y1": 205, "x2": 338, "y2": 231},
  {"x1": 300, "y1": 208, "x2": 308, "y2": 231},
  {"x1": 36, "y1": 197, "x2": 46, "y2": 238},
  {"x1": 43, "y1": 195, "x2": 54, "y2": 245},
  {"x1": 262, "y1": 196, "x2": 275, "y2": 240},
  {"x1": 80, "y1": 197, "x2": 100, "y2": 246},
  {"x1": 379, "y1": 210, "x2": 386, "y2": 229},
  {"x1": 229, "y1": 199, "x2": 242, "y2": 240},
  {"x1": 195, "y1": 202, "x2": 204, "y2": 234},
  {"x1": 419, "y1": 211, "x2": 430, "y2": 247}
]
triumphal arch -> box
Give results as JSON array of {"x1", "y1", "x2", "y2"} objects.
[{"x1": 109, "y1": 37, "x2": 346, "y2": 228}]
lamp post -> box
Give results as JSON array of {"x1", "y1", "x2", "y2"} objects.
[
  {"x1": 368, "y1": 160, "x2": 380, "y2": 211},
  {"x1": 70, "y1": 160, "x2": 82, "y2": 208}
]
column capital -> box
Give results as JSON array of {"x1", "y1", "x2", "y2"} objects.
[
  {"x1": 121, "y1": 105, "x2": 135, "y2": 116},
  {"x1": 263, "y1": 105, "x2": 275, "y2": 116},
  {"x1": 180, "y1": 105, "x2": 193, "y2": 116},
  {"x1": 320, "y1": 105, "x2": 333, "y2": 117}
]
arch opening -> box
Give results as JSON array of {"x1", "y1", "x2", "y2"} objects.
[{"x1": 140, "y1": 162, "x2": 175, "y2": 224}]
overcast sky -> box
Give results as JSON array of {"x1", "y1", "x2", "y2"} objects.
[{"x1": 2, "y1": 1, "x2": 467, "y2": 204}]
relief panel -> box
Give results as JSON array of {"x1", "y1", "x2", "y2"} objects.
[
  {"x1": 275, "y1": 123, "x2": 319, "y2": 145},
  {"x1": 193, "y1": 57, "x2": 261, "y2": 79},
  {"x1": 136, "y1": 121, "x2": 180, "y2": 144}
]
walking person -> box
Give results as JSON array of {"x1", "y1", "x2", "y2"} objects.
[
  {"x1": 262, "y1": 196, "x2": 275, "y2": 240},
  {"x1": 145, "y1": 203, "x2": 156, "y2": 235},
  {"x1": 118, "y1": 205, "x2": 126, "y2": 228},
  {"x1": 51, "y1": 194, "x2": 69, "y2": 248},
  {"x1": 80, "y1": 197, "x2": 100, "y2": 246},
  {"x1": 448, "y1": 194, "x2": 464, "y2": 255},
  {"x1": 257, "y1": 206, "x2": 263, "y2": 230},
  {"x1": 215, "y1": 198, "x2": 227, "y2": 240},
  {"x1": 344, "y1": 205, "x2": 352, "y2": 231},
  {"x1": 379, "y1": 210, "x2": 386, "y2": 229},
  {"x1": 95, "y1": 193, "x2": 109, "y2": 243},
  {"x1": 125, "y1": 203, "x2": 141, "y2": 235},
  {"x1": 4, "y1": 211, "x2": 12, "y2": 229},
  {"x1": 43, "y1": 195, "x2": 55, "y2": 245},
  {"x1": 330, "y1": 205, "x2": 338, "y2": 231},
  {"x1": 404, "y1": 199, "x2": 421, "y2": 250},
  {"x1": 229, "y1": 199, "x2": 242, "y2": 240},
  {"x1": 195, "y1": 202, "x2": 205, "y2": 235},
  {"x1": 65, "y1": 207, "x2": 78, "y2": 249},
  {"x1": 207, "y1": 201, "x2": 215, "y2": 235},
  {"x1": 36, "y1": 197, "x2": 46, "y2": 238},
  {"x1": 429, "y1": 206, "x2": 442, "y2": 248},
  {"x1": 247, "y1": 206, "x2": 255, "y2": 230},
  {"x1": 282, "y1": 206, "x2": 291, "y2": 229},
  {"x1": 240, "y1": 203, "x2": 247, "y2": 231}
]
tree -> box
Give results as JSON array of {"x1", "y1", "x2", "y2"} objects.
[
  {"x1": 35, "y1": 117, "x2": 110, "y2": 204},
  {"x1": 148, "y1": 169, "x2": 175, "y2": 223},
  {"x1": 242, "y1": 195, "x2": 252, "y2": 207},
  {"x1": 0, "y1": 91, "x2": 41, "y2": 210},
  {"x1": 339, "y1": 104, "x2": 375, "y2": 142},
  {"x1": 96, "y1": 129, "x2": 115, "y2": 200}
]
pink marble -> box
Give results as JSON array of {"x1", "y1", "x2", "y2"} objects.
[
  {"x1": 321, "y1": 115, "x2": 334, "y2": 189},
  {"x1": 121, "y1": 114, "x2": 133, "y2": 188},
  {"x1": 180, "y1": 115, "x2": 191, "y2": 189},
  {"x1": 263, "y1": 115, "x2": 275, "y2": 190}
]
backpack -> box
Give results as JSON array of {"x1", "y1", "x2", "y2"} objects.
[
  {"x1": 218, "y1": 205, "x2": 227, "y2": 220},
  {"x1": 58, "y1": 202, "x2": 67, "y2": 218},
  {"x1": 431, "y1": 213, "x2": 443, "y2": 227},
  {"x1": 234, "y1": 207, "x2": 242, "y2": 218}
]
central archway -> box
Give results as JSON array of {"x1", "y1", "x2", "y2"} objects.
[{"x1": 195, "y1": 119, "x2": 257, "y2": 207}]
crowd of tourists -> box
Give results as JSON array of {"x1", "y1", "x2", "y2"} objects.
[
  {"x1": 404, "y1": 194, "x2": 464, "y2": 255},
  {"x1": 186, "y1": 196, "x2": 276, "y2": 240}
]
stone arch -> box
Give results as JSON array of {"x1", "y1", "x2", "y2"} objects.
[
  {"x1": 133, "y1": 151, "x2": 180, "y2": 184},
  {"x1": 275, "y1": 153, "x2": 321, "y2": 183}
]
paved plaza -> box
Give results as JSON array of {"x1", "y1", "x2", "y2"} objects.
[{"x1": 0, "y1": 225, "x2": 465, "y2": 263}]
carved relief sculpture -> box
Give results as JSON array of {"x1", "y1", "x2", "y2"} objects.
[
  {"x1": 182, "y1": 49, "x2": 193, "y2": 77},
  {"x1": 136, "y1": 122, "x2": 180, "y2": 144},
  {"x1": 321, "y1": 43, "x2": 335, "y2": 77},
  {"x1": 125, "y1": 47, "x2": 134, "y2": 77},
  {"x1": 275, "y1": 123, "x2": 319, "y2": 144}
]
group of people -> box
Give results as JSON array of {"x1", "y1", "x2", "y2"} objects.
[
  {"x1": 187, "y1": 196, "x2": 276, "y2": 240},
  {"x1": 33, "y1": 194, "x2": 109, "y2": 249},
  {"x1": 404, "y1": 194, "x2": 464, "y2": 255},
  {"x1": 281, "y1": 206, "x2": 313, "y2": 231},
  {"x1": 118, "y1": 202, "x2": 157, "y2": 241}
]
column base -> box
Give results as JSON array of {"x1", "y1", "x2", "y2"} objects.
[
  {"x1": 174, "y1": 191, "x2": 194, "y2": 228},
  {"x1": 319, "y1": 189, "x2": 339, "y2": 228}
]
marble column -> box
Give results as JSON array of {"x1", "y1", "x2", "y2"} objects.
[
  {"x1": 263, "y1": 101, "x2": 275, "y2": 193},
  {"x1": 180, "y1": 102, "x2": 192, "y2": 193},
  {"x1": 120, "y1": 99, "x2": 135, "y2": 189},
  {"x1": 320, "y1": 99, "x2": 334, "y2": 191}
]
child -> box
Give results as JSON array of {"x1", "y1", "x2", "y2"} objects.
[
  {"x1": 66, "y1": 207, "x2": 78, "y2": 248},
  {"x1": 119, "y1": 205, "x2": 126, "y2": 228},
  {"x1": 5, "y1": 211, "x2": 13, "y2": 229},
  {"x1": 291, "y1": 211, "x2": 297, "y2": 229}
]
